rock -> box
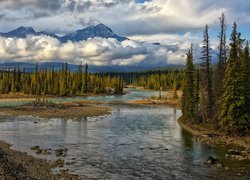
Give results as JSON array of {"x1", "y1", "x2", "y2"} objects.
[
  {"x1": 36, "y1": 149, "x2": 42, "y2": 154},
  {"x1": 55, "y1": 148, "x2": 67, "y2": 157},
  {"x1": 216, "y1": 163, "x2": 223, "y2": 168},
  {"x1": 51, "y1": 159, "x2": 64, "y2": 168},
  {"x1": 227, "y1": 149, "x2": 241, "y2": 155},
  {"x1": 241, "y1": 151, "x2": 248, "y2": 156},
  {"x1": 226, "y1": 151, "x2": 248, "y2": 161},
  {"x1": 42, "y1": 149, "x2": 51, "y2": 155},
  {"x1": 204, "y1": 156, "x2": 220, "y2": 166},
  {"x1": 31, "y1": 145, "x2": 40, "y2": 151}
]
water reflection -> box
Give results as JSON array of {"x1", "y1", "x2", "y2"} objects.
[{"x1": 0, "y1": 90, "x2": 249, "y2": 179}]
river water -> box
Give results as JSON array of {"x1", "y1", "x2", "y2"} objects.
[{"x1": 0, "y1": 89, "x2": 249, "y2": 179}]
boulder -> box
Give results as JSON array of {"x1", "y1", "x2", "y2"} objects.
[
  {"x1": 204, "y1": 156, "x2": 222, "y2": 167},
  {"x1": 30, "y1": 145, "x2": 40, "y2": 151}
]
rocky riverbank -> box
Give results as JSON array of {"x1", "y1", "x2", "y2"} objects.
[
  {"x1": 128, "y1": 90, "x2": 181, "y2": 108},
  {"x1": 0, "y1": 140, "x2": 79, "y2": 179},
  {"x1": 129, "y1": 99, "x2": 180, "y2": 108},
  {"x1": 178, "y1": 117, "x2": 250, "y2": 151}
]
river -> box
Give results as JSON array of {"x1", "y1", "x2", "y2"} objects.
[{"x1": 0, "y1": 88, "x2": 249, "y2": 179}]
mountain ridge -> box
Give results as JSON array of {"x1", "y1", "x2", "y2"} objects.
[{"x1": 0, "y1": 24, "x2": 128, "y2": 42}]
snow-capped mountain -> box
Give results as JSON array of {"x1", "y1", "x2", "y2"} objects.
[
  {"x1": 0, "y1": 24, "x2": 128, "y2": 42},
  {"x1": 60, "y1": 23, "x2": 127, "y2": 42}
]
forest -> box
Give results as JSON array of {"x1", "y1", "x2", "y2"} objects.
[
  {"x1": 0, "y1": 63, "x2": 124, "y2": 96},
  {"x1": 99, "y1": 70, "x2": 184, "y2": 91},
  {"x1": 0, "y1": 64, "x2": 184, "y2": 96},
  {"x1": 181, "y1": 14, "x2": 249, "y2": 136}
]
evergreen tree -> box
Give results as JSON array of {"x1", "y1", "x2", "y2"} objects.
[
  {"x1": 194, "y1": 68, "x2": 200, "y2": 115},
  {"x1": 214, "y1": 13, "x2": 227, "y2": 113},
  {"x1": 219, "y1": 22, "x2": 248, "y2": 136},
  {"x1": 172, "y1": 81, "x2": 178, "y2": 99},
  {"x1": 83, "y1": 64, "x2": 89, "y2": 93},
  {"x1": 200, "y1": 25, "x2": 213, "y2": 119},
  {"x1": 77, "y1": 62, "x2": 83, "y2": 93},
  {"x1": 181, "y1": 45, "x2": 195, "y2": 121}
]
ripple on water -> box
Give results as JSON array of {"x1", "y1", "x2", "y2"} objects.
[{"x1": 0, "y1": 90, "x2": 249, "y2": 179}]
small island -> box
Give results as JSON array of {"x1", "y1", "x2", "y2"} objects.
[{"x1": 0, "y1": 98, "x2": 111, "y2": 119}]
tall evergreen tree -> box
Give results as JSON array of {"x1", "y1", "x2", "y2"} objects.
[
  {"x1": 83, "y1": 64, "x2": 89, "y2": 93},
  {"x1": 181, "y1": 45, "x2": 195, "y2": 121},
  {"x1": 219, "y1": 22, "x2": 248, "y2": 136},
  {"x1": 214, "y1": 13, "x2": 227, "y2": 113},
  {"x1": 200, "y1": 25, "x2": 213, "y2": 119},
  {"x1": 194, "y1": 68, "x2": 200, "y2": 115}
]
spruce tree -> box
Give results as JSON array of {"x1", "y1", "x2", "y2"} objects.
[
  {"x1": 181, "y1": 45, "x2": 195, "y2": 121},
  {"x1": 83, "y1": 64, "x2": 89, "y2": 93},
  {"x1": 194, "y1": 68, "x2": 200, "y2": 116},
  {"x1": 200, "y1": 25, "x2": 213, "y2": 119},
  {"x1": 237, "y1": 41, "x2": 250, "y2": 135},
  {"x1": 219, "y1": 22, "x2": 248, "y2": 136},
  {"x1": 214, "y1": 13, "x2": 227, "y2": 114}
]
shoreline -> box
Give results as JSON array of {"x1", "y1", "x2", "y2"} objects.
[
  {"x1": 0, "y1": 102, "x2": 111, "y2": 119},
  {"x1": 0, "y1": 140, "x2": 79, "y2": 179},
  {"x1": 178, "y1": 117, "x2": 250, "y2": 150},
  {"x1": 0, "y1": 92, "x2": 126, "y2": 103},
  {"x1": 128, "y1": 99, "x2": 180, "y2": 109},
  {"x1": 0, "y1": 100, "x2": 111, "y2": 179}
]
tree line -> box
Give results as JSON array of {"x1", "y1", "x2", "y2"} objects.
[
  {"x1": 100, "y1": 70, "x2": 184, "y2": 91},
  {"x1": 181, "y1": 13, "x2": 249, "y2": 136},
  {"x1": 0, "y1": 63, "x2": 123, "y2": 96}
]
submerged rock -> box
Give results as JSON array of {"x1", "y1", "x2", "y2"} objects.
[
  {"x1": 204, "y1": 156, "x2": 222, "y2": 167},
  {"x1": 36, "y1": 149, "x2": 42, "y2": 154},
  {"x1": 42, "y1": 149, "x2": 52, "y2": 155},
  {"x1": 55, "y1": 148, "x2": 68, "y2": 157},
  {"x1": 30, "y1": 145, "x2": 40, "y2": 151},
  {"x1": 225, "y1": 149, "x2": 250, "y2": 160}
]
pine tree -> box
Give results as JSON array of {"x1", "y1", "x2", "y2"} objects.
[
  {"x1": 200, "y1": 25, "x2": 213, "y2": 119},
  {"x1": 237, "y1": 41, "x2": 250, "y2": 135},
  {"x1": 219, "y1": 22, "x2": 248, "y2": 136},
  {"x1": 194, "y1": 68, "x2": 200, "y2": 115},
  {"x1": 181, "y1": 45, "x2": 195, "y2": 121},
  {"x1": 214, "y1": 13, "x2": 227, "y2": 113},
  {"x1": 83, "y1": 64, "x2": 89, "y2": 93},
  {"x1": 77, "y1": 62, "x2": 83, "y2": 94},
  {"x1": 172, "y1": 81, "x2": 178, "y2": 99}
]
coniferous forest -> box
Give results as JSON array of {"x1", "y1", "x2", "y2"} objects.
[
  {"x1": 181, "y1": 14, "x2": 249, "y2": 136},
  {"x1": 0, "y1": 63, "x2": 184, "y2": 96},
  {"x1": 0, "y1": 62, "x2": 124, "y2": 96}
]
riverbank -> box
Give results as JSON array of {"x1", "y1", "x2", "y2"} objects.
[
  {"x1": 129, "y1": 99, "x2": 180, "y2": 108},
  {"x1": 178, "y1": 117, "x2": 250, "y2": 150},
  {"x1": 0, "y1": 140, "x2": 79, "y2": 179},
  {"x1": 0, "y1": 92, "x2": 126, "y2": 103},
  {"x1": 0, "y1": 101, "x2": 111, "y2": 119},
  {"x1": 129, "y1": 90, "x2": 182, "y2": 108}
]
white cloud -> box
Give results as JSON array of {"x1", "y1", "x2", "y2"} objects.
[
  {"x1": 0, "y1": 35, "x2": 187, "y2": 66},
  {"x1": 0, "y1": 0, "x2": 249, "y2": 35},
  {"x1": 0, "y1": 0, "x2": 248, "y2": 66}
]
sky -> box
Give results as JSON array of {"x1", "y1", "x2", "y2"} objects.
[{"x1": 0, "y1": 0, "x2": 249, "y2": 67}]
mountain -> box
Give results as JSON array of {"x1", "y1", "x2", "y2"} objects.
[
  {"x1": 0, "y1": 26, "x2": 36, "y2": 38},
  {"x1": 61, "y1": 23, "x2": 127, "y2": 42},
  {"x1": 0, "y1": 24, "x2": 128, "y2": 42}
]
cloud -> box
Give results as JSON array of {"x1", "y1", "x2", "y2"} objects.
[
  {"x1": 0, "y1": 35, "x2": 188, "y2": 66},
  {"x1": 0, "y1": 0, "x2": 247, "y2": 67},
  {"x1": 0, "y1": 0, "x2": 249, "y2": 35}
]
